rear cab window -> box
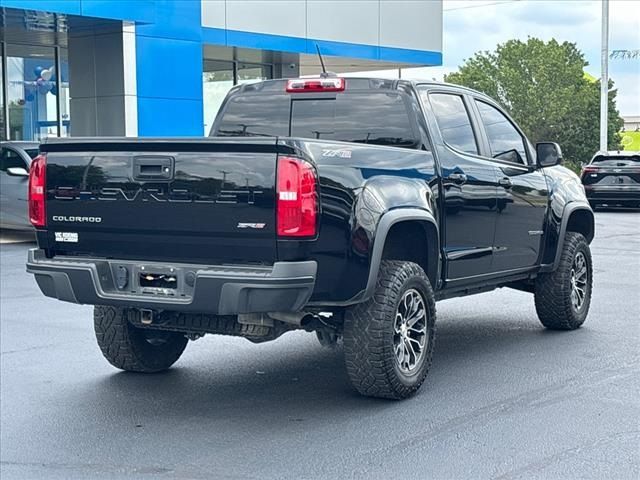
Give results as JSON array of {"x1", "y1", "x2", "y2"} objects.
[
  {"x1": 213, "y1": 94, "x2": 289, "y2": 137},
  {"x1": 213, "y1": 81, "x2": 422, "y2": 149},
  {"x1": 290, "y1": 93, "x2": 419, "y2": 147}
]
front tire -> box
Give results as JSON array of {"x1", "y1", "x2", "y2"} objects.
[
  {"x1": 534, "y1": 232, "x2": 593, "y2": 330},
  {"x1": 343, "y1": 261, "x2": 436, "y2": 400},
  {"x1": 94, "y1": 306, "x2": 188, "y2": 372}
]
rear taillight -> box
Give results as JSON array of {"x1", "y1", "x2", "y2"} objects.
[
  {"x1": 276, "y1": 156, "x2": 318, "y2": 237},
  {"x1": 286, "y1": 77, "x2": 345, "y2": 93},
  {"x1": 581, "y1": 166, "x2": 599, "y2": 177},
  {"x1": 28, "y1": 153, "x2": 47, "y2": 228}
]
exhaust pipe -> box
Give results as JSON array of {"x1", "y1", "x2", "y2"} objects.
[{"x1": 268, "y1": 311, "x2": 314, "y2": 327}]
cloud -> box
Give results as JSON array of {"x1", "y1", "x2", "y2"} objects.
[
  {"x1": 346, "y1": 0, "x2": 639, "y2": 116},
  {"x1": 511, "y1": 0, "x2": 594, "y2": 26},
  {"x1": 429, "y1": 0, "x2": 639, "y2": 116}
]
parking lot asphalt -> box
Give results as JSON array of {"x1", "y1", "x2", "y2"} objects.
[{"x1": 1, "y1": 211, "x2": 639, "y2": 480}]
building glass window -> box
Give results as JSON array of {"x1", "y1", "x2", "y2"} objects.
[
  {"x1": 202, "y1": 57, "x2": 273, "y2": 135},
  {"x1": 58, "y1": 48, "x2": 71, "y2": 138},
  {"x1": 203, "y1": 59, "x2": 234, "y2": 135},
  {"x1": 1, "y1": 45, "x2": 5, "y2": 140},
  {"x1": 6, "y1": 44, "x2": 55, "y2": 140},
  {"x1": 2, "y1": 43, "x2": 69, "y2": 141},
  {"x1": 237, "y1": 63, "x2": 272, "y2": 85}
]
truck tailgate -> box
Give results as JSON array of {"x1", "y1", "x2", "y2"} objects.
[{"x1": 41, "y1": 138, "x2": 285, "y2": 265}]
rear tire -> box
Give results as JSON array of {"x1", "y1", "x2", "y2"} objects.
[
  {"x1": 534, "y1": 232, "x2": 592, "y2": 330},
  {"x1": 343, "y1": 261, "x2": 436, "y2": 400},
  {"x1": 94, "y1": 306, "x2": 188, "y2": 372}
]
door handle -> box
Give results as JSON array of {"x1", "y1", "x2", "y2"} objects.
[
  {"x1": 446, "y1": 172, "x2": 468, "y2": 185},
  {"x1": 133, "y1": 156, "x2": 174, "y2": 181},
  {"x1": 498, "y1": 177, "x2": 513, "y2": 189}
]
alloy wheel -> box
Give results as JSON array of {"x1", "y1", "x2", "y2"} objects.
[
  {"x1": 393, "y1": 289, "x2": 428, "y2": 374},
  {"x1": 570, "y1": 251, "x2": 588, "y2": 311}
]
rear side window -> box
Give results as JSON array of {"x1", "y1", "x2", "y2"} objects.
[
  {"x1": 290, "y1": 93, "x2": 419, "y2": 148},
  {"x1": 426, "y1": 93, "x2": 478, "y2": 155},
  {"x1": 475, "y1": 100, "x2": 528, "y2": 165},
  {"x1": 214, "y1": 94, "x2": 289, "y2": 137}
]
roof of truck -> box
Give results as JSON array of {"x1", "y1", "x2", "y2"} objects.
[{"x1": 234, "y1": 76, "x2": 493, "y2": 101}]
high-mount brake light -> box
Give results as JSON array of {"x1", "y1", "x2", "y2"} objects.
[
  {"x1": 276, "y1": 156, "x2": 318, "y2": 237},
  {"x1": 28, "y1": 153, "x2": 47, "y2": 228},
  {"x1": 286, "y1": 78, "x2": 345, "y2": 93}
]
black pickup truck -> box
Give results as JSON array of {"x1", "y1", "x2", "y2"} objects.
[{"x1": 26, "y1": 77, "x2": 595, "y2": 399}]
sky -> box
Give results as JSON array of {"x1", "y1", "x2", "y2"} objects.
[{"x1": 397, "y1": 0, "x2": 640, "y2": 117}]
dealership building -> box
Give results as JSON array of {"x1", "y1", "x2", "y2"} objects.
[{"x1": 1, "y1": 0, "x2": 442, "y2": 140}]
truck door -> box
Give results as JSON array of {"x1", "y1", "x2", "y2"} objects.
[
  {"x1": 471, "y1": 98, "x2": 548, "y2": 272},
  {"x1": 422, "y1": 91, "x2": 500, "y2": 280}
]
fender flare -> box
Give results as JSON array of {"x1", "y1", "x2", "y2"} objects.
[
  {"x1": 361, "y1": 208, "x2": 440, "y2": 301},
  {"x1": 550, "y1": 201, "x2": 594, "y2": 271}
]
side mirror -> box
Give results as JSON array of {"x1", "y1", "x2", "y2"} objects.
[
  {"x1": 536, "y1": 142, "x2": 563, "y2": 168},
  {"x1": 6, "y1": 167, "x2": 29, "y2": 177}
]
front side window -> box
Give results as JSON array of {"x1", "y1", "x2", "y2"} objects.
[
  {"x1": 425, "y1": 92, "x2": 478, "y2": 155},
  {"x1": 476, "y1": 100, "x2": 528, "y2": 165}
]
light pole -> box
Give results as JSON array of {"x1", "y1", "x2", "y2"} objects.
[{"x1": 600, "y1": 0, "x2": 609, "y2": 152}]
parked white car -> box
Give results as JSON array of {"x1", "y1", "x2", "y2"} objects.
[{"x1": 0, "y1": 141, "x2": 39, "y2": 230}]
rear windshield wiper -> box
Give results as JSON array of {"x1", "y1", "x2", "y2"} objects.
[{"x1": 216, "y1": 129, "x2": 274, "y2": 137}]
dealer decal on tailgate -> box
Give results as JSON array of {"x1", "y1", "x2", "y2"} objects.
[{"x1": 54, "y1": 232, "x2": 79, "y2": 243}]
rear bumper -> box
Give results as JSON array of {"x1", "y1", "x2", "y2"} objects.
[
  {"x1": 584, "y1": 185, "x2": 640, "y2": 202},
  {"x1": 26, "y1": 249, "x2": 317, "y2": 314}
]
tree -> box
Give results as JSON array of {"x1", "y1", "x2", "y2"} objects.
[{"x1": 445, "y1": 38, "x2": 623, "y2": 169}]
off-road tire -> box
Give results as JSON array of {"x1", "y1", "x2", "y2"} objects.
[
  {"x1": 94, "y1": 306, "x2": 188, "y2": 372},
  {"x1": 343, "y1": 261, "x2": 436, "y2": 400},
  {"x1": 534, "y1": 232, "x2": 593, "y2": 330}
]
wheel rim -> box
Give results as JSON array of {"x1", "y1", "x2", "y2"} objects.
[
  {"x1": 393, "y1": 289, "x2": 428, "y2": 374},
  {"x1": 570, "y1": 251, "x2": 588, "y2": 311}
]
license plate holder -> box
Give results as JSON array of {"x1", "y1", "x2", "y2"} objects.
[{"x1": 137, "y1": 265, "x2": 180, "y2": 295}]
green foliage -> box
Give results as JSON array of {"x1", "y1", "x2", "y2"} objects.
[
  {"x1": 445, "y1": 38, "x2": 624, "y2": 170},
  {"x1": 620, "y1": 130, "x2": 640, "y2": 151}
]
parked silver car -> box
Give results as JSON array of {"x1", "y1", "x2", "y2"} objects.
[{"x1": 1, "y1": 141, "x2": 39, "y2": 230}]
